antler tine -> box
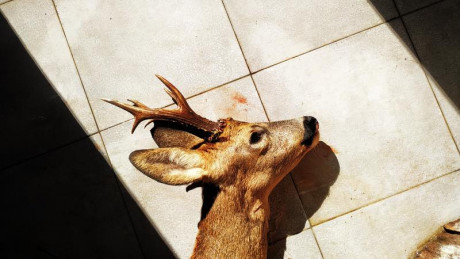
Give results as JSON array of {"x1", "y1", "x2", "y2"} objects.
[
  {"x1": 102, "y1": 75, "x2": 226, "y2": 140},
  {"x1": 155, "y1": 74, "x2": 192, "y2": 111},
  {"x1": 101, "y1": 98, "x2": 152, "y2": 133}
]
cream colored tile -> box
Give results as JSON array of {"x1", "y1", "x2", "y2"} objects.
[
  {"x1": 223, "y1": 0, "x2": 397, "y2": 72},
  {"x1": 53, "y1": 0, "x2": 248, "y2": 130},
  {"x1": 431, "y1": 79, "x2": 460, "y2": 151},
  {"x1": 1, "y1": 0, "x2": 97, "y2": 134},
  {"x1": 403, "y1": 0, "x2": 460, "y2": 151},
  {"x1": 254, "y1": 20, "x2": 460, "y2": 225},
  {"x1": 0, "y1": 0, "x2": 11, "y2": 5},
  {"x1": 314, "y1": 171, "x2": 460, "y2": 259},
  {"x1": 89, "y1": 133, "x2": 109, "y2": 162},
  {"x1": 101, "y1": 77, "x2": 266, "y2": 258},
  {"x1": 101, "y1": 120, "x2": 199, "y2": 259},
  {"x1": 187, "y1": 76, "x2": 267, "y2": 122},
  {"x1": 268, "y1": 229, "x2": 322, "y2": 259}
]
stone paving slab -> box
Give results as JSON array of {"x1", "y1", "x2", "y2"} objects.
[
  {"x1": 3, "y1": 0, "x2": 459, "y2": 258},
  {"x1": 253, "y1": 19, "x2": 460, "y2": 225}
]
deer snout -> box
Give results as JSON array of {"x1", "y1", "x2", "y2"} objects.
[{"x1": 302, "y1": 116, "x2": 319, "y2": 146}]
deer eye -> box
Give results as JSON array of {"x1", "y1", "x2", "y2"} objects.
[{"x1": 250, "y1": 131, "x2": 263, "y2": 144}]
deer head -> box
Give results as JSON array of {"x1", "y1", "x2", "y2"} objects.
[{"x1": 103, "y1": 75, "x2": 319, "y2": 258}]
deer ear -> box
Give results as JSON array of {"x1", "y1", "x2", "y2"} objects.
[
  {"x1": 129, "y1": 147, "x2": 207, "y2": 185},
  {"x1": 151, "y1": 121, "x2": 206, "y2": 149}
]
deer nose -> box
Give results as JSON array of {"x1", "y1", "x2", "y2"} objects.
[
  {"x1": 303, "y1": 116, "x2": 318, "y2": 132},
  {"x1": 302, "y1": 116, "x2": 318, "y2": 146}
]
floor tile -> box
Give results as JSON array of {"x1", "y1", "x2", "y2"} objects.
[
  {"x1": 89, "y1": 133, "x2": 109, "y2": 162},
  {"x1": 0, "y1": 10, "x2": 88, "y2": 169},
  {"x1": 253, "y1": 20, "x2": 460, "y2": 225},
  {"x1": 101, "y1": 77, "x2": 268, "y2": 258},
  {"x1": 101, "y1": 119, "x2": 200, "y2": 259},
  {"x1": 268, "y1": 229, "x2": 322, "y2": 259},
  {"x1": 313, "y1": 170, "x2": 460, "y2": 259},
  {"x1": 118, "y1": 181, "x2": 176, "y2": 259},
  {"x1": 53, "y1": 0, "x2": 248, "y2": 130},
  {"x1": 269, "y1": 175, "x2": 309, "y2": 244},
  {"x1": 1, "y1": 0, "x2": 97, "y2": 134},
  {"x1": 403, "y1": 0, "x2": 460, "y2": 151},
  {"x1": 184, "y1": 76, "x2": 267, "y2": 122},
  {"x1": 290, "y1": 141, "x2": 341, "y2": 220},
  {"x1": 394, "y1": 0, "x2": 440, "y2": 14},
  {"x1": 0, "y1": 137, "x2": 145, "y2": 258},
  {"x1": 223, "y1": 0, "x2": 397, "y2": 72},
  {"x1": 430, "y1": 79, "x2": 460, "y2": 151}
]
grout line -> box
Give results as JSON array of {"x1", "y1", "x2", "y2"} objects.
[
  {"x1": 251, "y1": 18, "x2": 398, "y2": 75},
  {"x1": 186, "y1": 74, "x2": 249, "y2": 100},
  {"x1": 0, "y1": 133, "x2": 96, "y2": 174},
  {"x1": 94, "y1": 132, "x2": 113, "y2": 167},
  {"x1": 50, "y1": 2, "x2": 147, "y2": 256},
  {"x1": 310, "y1": 225, "x2": 325, "y2": 259},
  {"x1": 220, "y1": 0, "x2": 271, "y2": 122},
  {"x1": 249, "y1": 75, "x2": 271, "y2": 121},
  {"x1": 394, "y1": 0, "x2": 460, "y2": 155},
  {"x1": 97, "y1": 74, "x2": 252, "y2": 132},
  {"x1": 0, "y1": 0, "x2": 14, "y2": 7},
  {"x1": 96, "y1": 132, "x2": 150, "y2": 259},
  {"x1": 94, "y1": 0, "x2": 453, "y2": 136},
  {"x1": 289, "y1": 173, "x2": 325, "y2": 258},
  {"x1": 219, "y1": 0, "x2": 252, "y2": 73},
  {"x1": 419, "y1": 67, "x2": 460, "y2": 155},
  {"x1": 3, "y1": 1, "x2": 455, "y2": 256},
  {"x1": 50, "y1": 0, "x2": 101, "y2": 134},
  {"x1": 99, "y1": 117, "x2": 135, "y2": 132},
  {"x1": 248, "y1": 0, "x2": 446, "y2": 76},
  {"x1": 311, "y1": 168, "x2": 460, "y2": 227},
  {"x1": 399, "y1": 0, "x2": 447, "y2": 17},
  {"x1": 88, "y1": 133, "x2": 152, "y2": 259}
]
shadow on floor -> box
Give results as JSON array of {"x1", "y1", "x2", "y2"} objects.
[
  {"x1": 267, "y1": 142, "x2": 340, "y2": 259},
  {"x1": 0, "y1": 13, "x2": 174, "y2": 259},
  {"x1": 371, "y1": 0, "x2": 460, "y2": 110},
  {"x1": 268, "y1": 1, "x2": 460, "y2": 257}
]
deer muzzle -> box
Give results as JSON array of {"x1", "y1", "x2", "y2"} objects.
[{"x1": 302, "y1": 116, "x2": 319, "y2": 146}]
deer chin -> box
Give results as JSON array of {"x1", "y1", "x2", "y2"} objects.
[{"x1": 105, "y1": 75, "x2": 322, "y2": 259}]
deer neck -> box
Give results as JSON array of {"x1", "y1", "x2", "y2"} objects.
[{"x1": 191, "y1": 186, "x2": 270, "y2": 259}]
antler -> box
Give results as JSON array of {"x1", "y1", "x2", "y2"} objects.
[{"x1": 102, "y1": 75, "x2": 225, "y2": 140}]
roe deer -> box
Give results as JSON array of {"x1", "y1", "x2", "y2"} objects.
[
  {"x1": 413, "y1": 218, "x2": 460, "y2": 259},
  {"x1": 103, "y1": 75, "x2": 320, "y2": 259}
]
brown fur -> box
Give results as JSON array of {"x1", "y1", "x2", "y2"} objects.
[
  {"x1": 129, "y1": 118, "x2": 319, "y2": 258},
  {"x1": 105, "y1": 76, "x2": 319, "y2": 258},
  {"x1": 413, "y1": 218, "x2": 460, "y2": 259}
]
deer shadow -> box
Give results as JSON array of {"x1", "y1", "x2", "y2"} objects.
[{"x1": 267, "y1": 141, "x2": 340, "y2": 258}]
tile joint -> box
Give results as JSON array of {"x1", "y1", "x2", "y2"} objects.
[
  {"x1": 311, "y1": 168, "x2": 460, "y2": 228},
  {"x1": 220, "y1": 0, "x2": 271, "y2": 122},
  {"x1": 394, "y1": 0, "x2": 460, "y2": 155},
  {"x1": 0, "y1": 0, "x2": 14, "y2": 7},
  {"x1": 50, "y1": 1, "x2": 148, "y2": 256}
]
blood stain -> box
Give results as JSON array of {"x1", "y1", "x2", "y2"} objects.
[{"x1": 232, "y1": 92, "x2": 247, "y2": 105}]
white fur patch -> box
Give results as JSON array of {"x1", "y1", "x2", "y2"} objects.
[
  {"x1": 169, "y1": 168, "x2": 205, "y2": 180},
  {"x1": 438, "y1": 244, "x2": 460, "y2": 258},
  {"x1": 169, "y1": 150, "x2": 203, "y2": 167}
]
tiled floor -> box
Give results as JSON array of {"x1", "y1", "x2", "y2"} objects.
[{"x1": 1, "y1": 0, "x2": 459, "y2": 258}]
